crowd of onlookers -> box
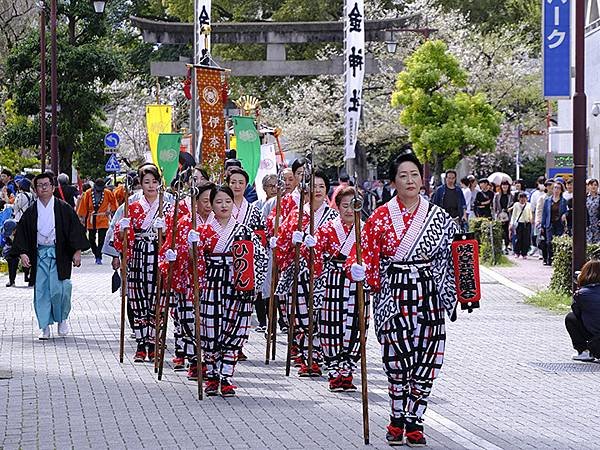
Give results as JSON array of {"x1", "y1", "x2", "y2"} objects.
[{"x1": 423, "y1": 170, "x2": 599, "y2": 267}]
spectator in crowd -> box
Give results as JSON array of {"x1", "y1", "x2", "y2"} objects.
[
  {"x1": 474, "y1": 179, "x2": 494, "y2": 218},
  {"x1": 54, "y1": 173, "x2": 78, "y2": 208},
  {"x1": 3, "y1": 219, "x2": 20, "y2": 287},
  {"x1": 510, "y1": 192, "x2": 532, "y2": 258},
  {"x1": 529, "y1": 176, "x2": 546, "y2": 256},
  {"x1": 563, "y1": 178, "x2": 574, "y2": 201},
  {"x1": 13, "y1": 178, "x2": 35, "y2": 223},
  {"x1": 1, "y1": 169, "x2": 17, "y2": 196},
  {"x1": 541, "y1": 181, "x2": 568, "y2": 266},
  {"x1": 76, "y1": 178, "x2": 117, "y2": 265},
  {"x1": 565, "y1": 260, "x2": 600, "y2": 361},
  {"x1": 419, "y1": 186, "x2": 430, "y2": 201},
  {"x1": 535, "y1": 179, "x2": 554, "y2": 263},
  {"x1": 587, "y1": 178, "x2": 600, "y2": 244},
  {"x1": 511, "y1": 179, "x2": 526, "y2": 203},
  {"x1": 493, "y1": 180, "x2": 514, "y2": 254},
  {"x1": 431, "y1": 169, "x2": 467, "y2": 226},
  {"x1": 460, "y1": 177, "x2": 472, "y2": 219}
]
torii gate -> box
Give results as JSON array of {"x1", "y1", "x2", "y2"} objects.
[{"x1": 130, "y1": 15, "x2": 432, "y2": 77}]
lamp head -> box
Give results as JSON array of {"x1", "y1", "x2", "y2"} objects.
[{"x1": 92, "y1": 0, "x2": 106, "y2": 13}]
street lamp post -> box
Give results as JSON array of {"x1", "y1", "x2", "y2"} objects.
[
  {"x1": 40, "y1": 0, "x2": 46, "y2": 172},
  {"x1": 49, "y1": 0, "x2": 58, "y2": 175},
  {"x1": 48, "y1": 0, "x2": 107, "y2": 175},
  {"x1": 572, "y1": 0, "x2": 587, "y2": 282}
]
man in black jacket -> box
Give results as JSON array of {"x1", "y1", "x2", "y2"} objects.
[{"x1": 11, "y1": 172, "x2": 89, "y2": 340}]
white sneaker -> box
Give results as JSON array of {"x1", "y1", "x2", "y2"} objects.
[
  {"x1": 572, "y1": 350, "x2": 595, "y2": 361},
  {"x1": 39, "y1": 326, "x2": 50, "y2": 340},
  {"x1": 58, "y1": 321, "x2": 70, "y2": 337}
]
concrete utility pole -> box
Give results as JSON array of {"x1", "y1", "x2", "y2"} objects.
[{"x1": 572, "y1": 0, "x2": 587, "y2": 282}]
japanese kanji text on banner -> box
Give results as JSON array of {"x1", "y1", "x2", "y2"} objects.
[
  {"x1": 543, "y1": 0, "x2": 571, "y2": 99},
  {"x1": 344, "y1": 0, "x2": 365, "y2": 161},
  {"x1": 196, "y1": 66, "x2": 226, "y2": 168}
]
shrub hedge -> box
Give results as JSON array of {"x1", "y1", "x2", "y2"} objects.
[
  {"x1": 550, "y1": 235, "x2": 600, "y2": 295},
  {"x1": 469, "y1": 217, "x2": 504, "y2": 265}
]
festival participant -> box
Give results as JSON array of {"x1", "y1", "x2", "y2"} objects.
[
  {"x1": 347, "y1": 149, "x2": 458, "y2": 446},
  {"x1": 11, "y1": 172, "x2": 89, "y2": 339},
  {"x1": 266, "y1": 159, "x2": 305, "y2": 237},
  {"x1": 227, "y1": 167, "x2": 264, "y2": 231},
  {"x1": 160, "y1": 181, "x2": 215, "y2": 376},
  {"x1": 187, "y1": 185, "x2": 267, "y2": 396},
  {"x1": 310, "y1": 186, "x2": 368, "y2": 392},
  {"x1": 114, "y1": 164, "x2": 167, "y2": 363},
  {"x1": 275, "y1": 170, "x2": 339, "y2": 376},
  {"x1": 76, "y1": 178, "x2": 118, "y2": 265}
]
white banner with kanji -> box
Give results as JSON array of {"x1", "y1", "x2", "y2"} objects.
[
  {"x1": 343, "y1": 0, "x2": 365, "y2": 161},
  {"x1": 194, "y1": 0, "x2": 212, "y2": 161}
]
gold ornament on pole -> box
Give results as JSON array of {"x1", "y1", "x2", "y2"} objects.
[{"x1": 234, "y1": 95, "x2": 261, "y2": 117}]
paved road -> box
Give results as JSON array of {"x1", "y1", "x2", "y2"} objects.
[{"x1": 1, "y1": 255, "x2": 599, "y2": 449}]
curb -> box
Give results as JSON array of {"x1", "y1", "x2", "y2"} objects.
[{"x1": 480, "y1": 266, "x2": 535, "y2": 298}]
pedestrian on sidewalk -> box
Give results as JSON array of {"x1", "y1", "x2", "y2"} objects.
[
  {"x1": 565, "y1": 260, "x2": 600, "y2": 361},
  {"x1": 347, "y1": 149, "x2": 459, "y2": 447},
  {"x1": 493, "y1": 180, "x2": 513, "y2": 254},
  {"x1": 541, "y1": 182, "x2": 567, "y2": 266},
  {"x1": 510, "y1": 192, "x2": 532, "y2": 258},
  {"x1": 11, "y1": 172, "x2": 90, "y2": 340},
  {"x1": 586, "y1": 178, "x2": 600, "y2": 245}
]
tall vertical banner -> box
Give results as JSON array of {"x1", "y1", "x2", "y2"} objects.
[
  {"x1": 157, "y1": 133, "x2": 182, "y2": 186},
  {"x1": 543, "y1": 0, "x2": 571, "y2": 99},
  {"x1": 193, "y1": 0, "x2": 212, "y2": 161},
  {"x1": 146, "y1": 105, "x2": 173, "y2": 166},
  {"x1": 255, "y1": 143, "x2": 277, "y2": 201},
  {"x1": 197, "y1": 67, "x2": 226, "y2": 170},
  {"x1": 233, "y1": 116, "x2": 261, "y2": 185},
  {"x1": 344, "y1": 0, "x2": 365, "y2": 161}
]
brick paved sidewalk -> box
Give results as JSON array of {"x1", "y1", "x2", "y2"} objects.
[
  {"x1": 489, "y1": 254, "x2": 552, "y2": 293},
  {"x1": 1, "y1": 255, "x2": 599, "y2": 450}
]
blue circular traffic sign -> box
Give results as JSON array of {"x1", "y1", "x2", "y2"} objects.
[{"x1": 104, "y1": 132, "x2": 120, "y2": 149}]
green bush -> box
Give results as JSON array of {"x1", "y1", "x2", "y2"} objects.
[
  {"x1": 550, "y1": 235, "x2": 600, "y2": 295},
  {"x1": 468, "y1": 217, "x2": 504, "y2": 265}
]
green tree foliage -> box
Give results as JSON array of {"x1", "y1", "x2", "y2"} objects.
[{"x1": 391, "y1": 40, "x2": 501, "y2": 174}]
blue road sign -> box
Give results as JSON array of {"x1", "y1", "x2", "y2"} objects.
[
  {"x1": 543, "y1": 0, "x2": 571, "y2": 99},
  {"x1": 105, "y1": 154, "x2": 121, "y2": 173},
  {"x1": 104, "y1": 132, "x2": 121, "y2": 149}
]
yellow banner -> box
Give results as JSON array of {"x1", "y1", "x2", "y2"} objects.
[{"x1": 146, "y1": 105, "x2": 172, "y2": 166}]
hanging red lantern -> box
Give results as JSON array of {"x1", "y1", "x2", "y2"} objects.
[{"x1": 451, "y1": 233, "x2": 481, "y2": 312}]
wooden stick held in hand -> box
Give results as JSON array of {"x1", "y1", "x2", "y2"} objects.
[{"x1": 118, "y1": 179, "x2": 129, "y2": 364}]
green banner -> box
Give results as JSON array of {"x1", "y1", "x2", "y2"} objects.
[
  {"x1": 157, "y1": 133, "x2": 182, "y2": 186},
  {"x1": 232, "y1": 116, "x2": 261, "y2": 185}
]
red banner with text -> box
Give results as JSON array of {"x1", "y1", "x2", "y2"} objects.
[{"x1": 196, "y1": 66, "x2": 227, "y2": 171}]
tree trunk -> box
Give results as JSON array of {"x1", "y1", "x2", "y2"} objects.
[
  {"x1": 432, "y1": 154, "x2": 443, "y2": 187},
  {"x1": 59, "y1": 143, "x2": 73, "y2": 178}
]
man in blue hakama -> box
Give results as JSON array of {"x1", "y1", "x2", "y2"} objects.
[{"x1": 11, "y1": 172, "x2": 89, "y2": 340}]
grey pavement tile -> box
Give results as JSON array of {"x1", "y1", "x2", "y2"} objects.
[{"x1": 3, "y1": 256, "x2": 600, "y2": 450}]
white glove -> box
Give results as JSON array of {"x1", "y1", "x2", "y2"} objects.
[
  {"x1": 187, "y1": 229, "x2": 200, "y2": 246},
  {"x1": 165, "y1": 248, "x2": 177, "y2": 262},
  {"x1": 119, "y1": 218, "x2": 130, "y2": 229},
  {"x1": 351, "y1": 263, "x2": 366, "y2": 282},
  {"x1": 269, "y1": 236, "x2": 278, "y2": 249},
  {"x1": 304, "y1": 234, "x2": 317, "y2": 248},
  {"x1": 153, "y1": 217, "x2": 166, "y2": 230},
  {"x1": 292, "y1": 230, "x2": 304, "y2": 245}
]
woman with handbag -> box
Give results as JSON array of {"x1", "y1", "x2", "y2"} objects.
[
  {"x1": 493, "y1": 180, "x2": 513, "y2": 254},
  {"x1": 510, "y1": 192, "x2": 533, "y2": 258}
]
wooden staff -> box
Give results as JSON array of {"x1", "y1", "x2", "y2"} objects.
[
  {"x1": 190, "y1": 182, "x2": 204, "y2": 400},
  {"x1": 153, "y1": 187, "x2": 165, "y2": 373},
  {"x1": 285, "y1": 183, "x2": 306, "y2": 376},
  {"x1": 118, "y1": 179, "x2": 129, "y2": 363},
  {"x1": 157, "y1": 184, "x2": 181, "y2": 381},
  {"x1": 352, "y1": 192, "x2": 370, "y2": 445},
  {"x1": 265, "y1": 177, "x2": 284, "y2": 365},
  {"x1": 306, "y1": 165, "x2": 316, "y2": 369}
]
